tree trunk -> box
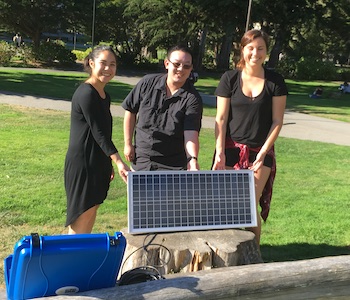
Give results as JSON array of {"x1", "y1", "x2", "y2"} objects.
[
  {"x1": 194, "y1": 27, "x2": 207, "y2": 71},
  {"x1": 266, "y1": 30, "x2": 284, "y2": 69},
  {"x1": 216, "y1": 23, "x2": 235, "y2": 70},
  {"x1": 32, "y1": 30, "x2": 41, "y2": 50}
]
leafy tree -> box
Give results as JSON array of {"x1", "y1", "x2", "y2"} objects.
[
  {"x1": 251, "y1": 0, "x2": 313, "y2": 69},
  {"x1": 193, "y1": 0, "x2": 247, "y2": 70},
  {"x1": 95, "y1": 0, "x2": 143, "y2": 65},
  {"x1": 318, "y1": 0, "x2": 350, "y2": 65},
  {"x1": 252, "y1": 0, "x2": 349, "y2": 70},
  {"x1": 94, "y1": 0, "x2": 208, "y2": 67},
  {"x1": 64, "y1": 0, "x2": 94, "y2": 44},
  {"x1": 0, "y1": 0, "x2": 91, "y2": 50},
  {"x1": 0, "y1": 0, "x2": 347, "y2": 75},
  {"x1": 122, "y1": 0, "x2": 206, "y2": 65}
]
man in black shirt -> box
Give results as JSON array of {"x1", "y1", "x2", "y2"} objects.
[{"x1": 122, "y1": 45, "x2": 203, "y2": 171}]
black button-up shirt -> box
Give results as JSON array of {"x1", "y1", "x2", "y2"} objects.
[{"x1": 122, "y1": 73, "x2": 203, "y2": 170}]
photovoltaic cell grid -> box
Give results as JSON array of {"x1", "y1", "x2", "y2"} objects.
[{"x1": 127, "y1": 170, "x2": 257, "y2": 234}]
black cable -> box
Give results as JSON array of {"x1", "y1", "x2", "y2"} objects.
[
  {"x1": 118, "y1": 234, "x2": 171, "y2": 286},
  {"x1": 121, "y1": 233, "x2": 172, "y2": 271},
  {"x1": 118, "y1": 266, "x2": 165, "y2": 286}
]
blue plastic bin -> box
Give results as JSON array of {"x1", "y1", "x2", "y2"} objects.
[{"x1": 4, "y1": 232, "x2": 126, "y2": 300}]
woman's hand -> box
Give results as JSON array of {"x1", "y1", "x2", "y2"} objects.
[
  {"x1": 110, "y1": 167, "x2": 115, "y2": 181},
  {"x1": 212, "y1": 152, "x2": 226, "y2": 170},
  {"x1": 110, "y1": 152, "x2": 130, "y2": 184},
  {"x1": 115, "y1": 160, "x2": 129, "y2": 184},
  {"x1": 249, "y1": 149, "x2": 266, "y2": 172}
]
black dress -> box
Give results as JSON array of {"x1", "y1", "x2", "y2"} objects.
[{"x1": 64, "y1": 83, "x2": 118, "y2": 227}]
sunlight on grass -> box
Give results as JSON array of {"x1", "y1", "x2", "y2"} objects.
[
  {"x1": 6, "y1": 79, "x2": 23, "y2": 83},
  {"x1": 1, "y1": 104, "x2": 349, "y2": 277}
]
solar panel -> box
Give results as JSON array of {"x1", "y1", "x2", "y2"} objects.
[{"x1": 127, "y1": 170, "x2": 257, "y2": 234}]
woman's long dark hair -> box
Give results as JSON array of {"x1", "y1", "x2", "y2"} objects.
[{"x1": 83, "y1": 45, "x2": 118, "y2": 75}]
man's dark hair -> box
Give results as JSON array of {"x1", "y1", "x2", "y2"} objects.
[{"x1": 166, "y1": 44, "x2": 193, "y2": 60}]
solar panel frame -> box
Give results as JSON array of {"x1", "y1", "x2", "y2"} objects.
[{"x1": 127, "y1": 170, "x2": 257, "y2": 234}]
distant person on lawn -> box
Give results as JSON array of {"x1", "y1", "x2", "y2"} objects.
[
  {"x1": 13, "y1": 33, "x2": 22, "y2": 47},
  {"x1": 64, "y1": 45, "x2": 129, "y2": 234},
  {"x1": 309, "y1": 86, "x2": 323, "y2": 99},
  {"x1": 339, "y1": 81, "x2": 350, "y2": 94}
]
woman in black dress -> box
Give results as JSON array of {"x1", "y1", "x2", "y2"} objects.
[
  {"x1": 64, "y1": 45, "x2": 129, "y2": 234},
  {"x1": 212, "y1": 30, "x2": 287, "y2": 246}
]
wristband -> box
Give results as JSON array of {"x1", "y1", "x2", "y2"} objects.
[{"x1": 187, "y1": 156, "x2": 198, "y2": 163}]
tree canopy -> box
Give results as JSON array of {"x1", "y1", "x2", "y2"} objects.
[{"x1": 0, "y1": 0, "x2": 348, "y2": 72}]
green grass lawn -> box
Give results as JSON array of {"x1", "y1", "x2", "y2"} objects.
[
  {"x1": 0, "y1": 68, "x2": 350, "y2": 288},
  {"x1": 1, "y1": 104, "x2": 350, "y2": 288}
]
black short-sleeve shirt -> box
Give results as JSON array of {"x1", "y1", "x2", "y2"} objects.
[
  {"x1": 215, "y1": 69, "x2": 288, "y2": 148},
  {"x1": 122, "y1": 73, "x2": 203, "y2": 170}
]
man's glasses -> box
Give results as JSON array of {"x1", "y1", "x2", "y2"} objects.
[{"x1": 168, "y1": 60, "x2": 192, "y2": 70}]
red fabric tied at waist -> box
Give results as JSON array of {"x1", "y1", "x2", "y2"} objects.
[{"x1": 225, "y1": 136, "x2": 276, "y2": 222}]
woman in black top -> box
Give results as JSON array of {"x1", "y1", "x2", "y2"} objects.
[
  {"x1": 212, "y1": 30, "x2": 288, "y2": 247},
  {"x1": 64, "y1": 46, "x2": 129, "y2": 234}
]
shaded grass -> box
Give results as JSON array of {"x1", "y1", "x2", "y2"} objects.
[
  {"x1": 285, "y1": 80, "x2": 350, "y2": 122},
  {"x1": 1, "y1": 104, "x2": 350, "y2": 288},
  {"x1": 0, "y1": 68, "x2": 132, "y2": 103}
]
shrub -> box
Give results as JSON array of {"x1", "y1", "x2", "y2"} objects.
[
  {"x1": 295, "y1": 57, "x2": 337, "y2": 80},
  {"x1": 202, "y1": 50, "x2": 217, "y2": 70},
  {"x1": 275, "y1": 56, "x2": 298, "y2": 79},
  {"x1": 118, "y1": 52, "x2": 137, "y2": 66},
  {"x1": 136, "y1": 58, "x2": 162, "y2": 71},
  {"x1": 338, "y1": 69, "x2": 350, "y2": 81},
  {"x1": 0, "y1": 41, "x2": 13, "y2": 66},
  {"x1": 72, "y1": 48, "x2": 92, "y2": 61},
  {"x1": 14, "y1": 45, "x2": 35, "y2": 64},
  {"x1": 33, "y1": 40, "x2": 77, "y2": 65}
]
